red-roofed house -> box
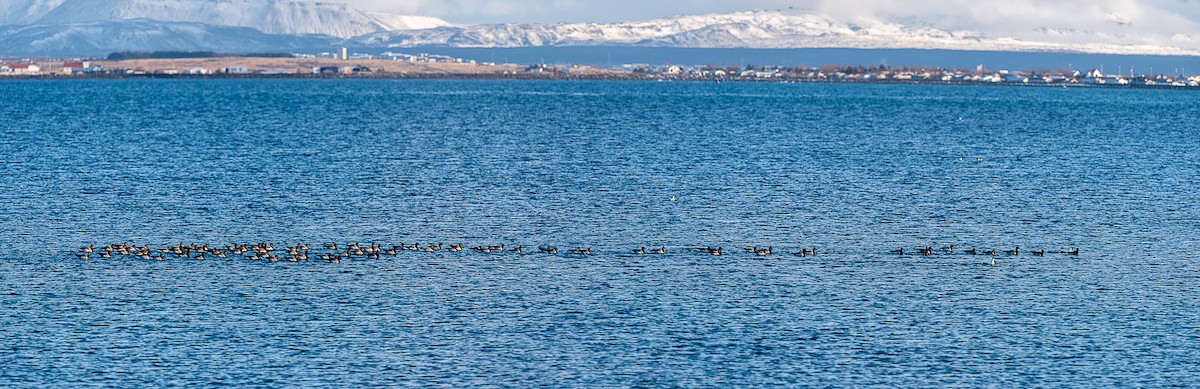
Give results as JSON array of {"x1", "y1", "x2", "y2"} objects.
[
  {"x1": 6, "y1": 63, "x2": 40, "y2": 75},
  {"x1": 62, "y1": 61, "x2": 90, "y2": 74}
]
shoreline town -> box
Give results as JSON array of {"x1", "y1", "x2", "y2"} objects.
[{"x1": 3, "y1": 49, "x2": 1199, "y2": 88}]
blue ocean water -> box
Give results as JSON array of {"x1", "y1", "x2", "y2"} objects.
[{"x1": 1, "y1": 79, "x2": 1199, "y2": 386}]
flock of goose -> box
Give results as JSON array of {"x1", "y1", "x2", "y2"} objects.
[
  {"x1": 73, "y1": 242, "x2": 614, "y2": 263},
  {"x1": 891, "y1": 245, "x2": 1081, "y2": 257},
  {"x1": 73, "y1": 242, "x2": 1080, "y2": 263}
]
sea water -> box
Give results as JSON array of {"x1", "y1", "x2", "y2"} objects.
[{"x1": 1, "y1": 80, "x2": 1199, "y2": 386}]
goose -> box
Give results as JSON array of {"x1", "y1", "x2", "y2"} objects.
[
  {"x1": 653, "y1": 247, "x2": 666, "y2": 255},
  {"x1": 965, "y1": 248, "x2": 978, "y2": 255},
  {"x1": 891, "y1": 248, "x2": 904, "y2": 255},
  {"x1": 634, "y1": 247, "x2": 647, "y2": 254},
  {"x1": 1004, "y1": 247, "x2": 1020, "y2": 256},
  {"x1": 1032, "y1": 250, "x2": 1045, "y2": 256}
]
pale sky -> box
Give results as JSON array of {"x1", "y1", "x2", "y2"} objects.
[{"x1": 344, "y1": 0, "x2": 1200, "y2": 45}]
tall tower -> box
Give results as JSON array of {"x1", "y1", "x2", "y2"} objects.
[{"x1": 342, "y1": 47, "x2": 348, "y2": 61}]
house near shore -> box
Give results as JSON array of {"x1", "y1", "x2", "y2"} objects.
[
  {"x1": 61, "y1": 61, "x2": 90, "y2": 74},
  {"x1": 1002, "y1": 74, "x2": 1028, "y2": 83},
  {"x1": 314, "y1": 66, "x2": 343, "y2": 74},
  {"x1": 312, "y1": 66, "x2": 367, "y2": 75},
  {"x1": 525, "y1": 64, "x2": 553, "y2": 73},
  {"x1": 5, "y1": 63, "x2": 40, "y2": 75}
]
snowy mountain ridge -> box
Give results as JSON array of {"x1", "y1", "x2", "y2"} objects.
[
  {"x1": 0, "y1": 0, "x2": 449, "y2": 39},
  {"x1": 354, "y1": 9, "x2": 1200, "y2": 56},
  {"x1": 0, "y1": 2, "x2": 1197, "y2": 57}
]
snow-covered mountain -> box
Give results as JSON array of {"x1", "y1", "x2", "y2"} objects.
[
  {"x1": 365, "y1": 12, "x2": 451, "y2": 32},
  {"x1": 0, "y1": 0, "x2": 451, "y2": 54},
  {"x1": 0, "y1": 19, "x2": 339, "y2": 55},
  {"x1": 30, "y1": 0, "x2": 434, "y2": 39},
  {"x1": 353, "y1": 10, "x2": 1200, "y2": 56},
  {"x1": 0, "y1": 0, "x2": 64, "y2": 25}
]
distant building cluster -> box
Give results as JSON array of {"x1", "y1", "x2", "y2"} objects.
[
  {"x1": 294, "y1": 49, "x2": 481, "y2": 65},
  {"x1": 0, "y1": 61, "x2": 97, "y2": 75},
  {"x1": 0, "y1": 48, "x2": 496, "y2": 77},
  {"x1": 618, "y1": 63, "x2": 1200, "y2": 87}
]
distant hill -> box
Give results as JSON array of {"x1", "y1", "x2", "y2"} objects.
[
  {"x1": 0, "y1": 19, "x2": 339, "y2": 56},
  {"x1": 27, "y1": 0, "x2": 443, "y2": 39}
]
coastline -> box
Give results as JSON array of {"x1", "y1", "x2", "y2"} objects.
[
  {"x1": 0, "y1": 57, "x2": 1196, "y2": 89},
  {"x1": 3, "y1": 72, "x2": 1198, "y2": 90}
]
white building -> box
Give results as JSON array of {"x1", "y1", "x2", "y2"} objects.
[{"x1": 8, "y1": 64, "x2": 40, "y2": 74}]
